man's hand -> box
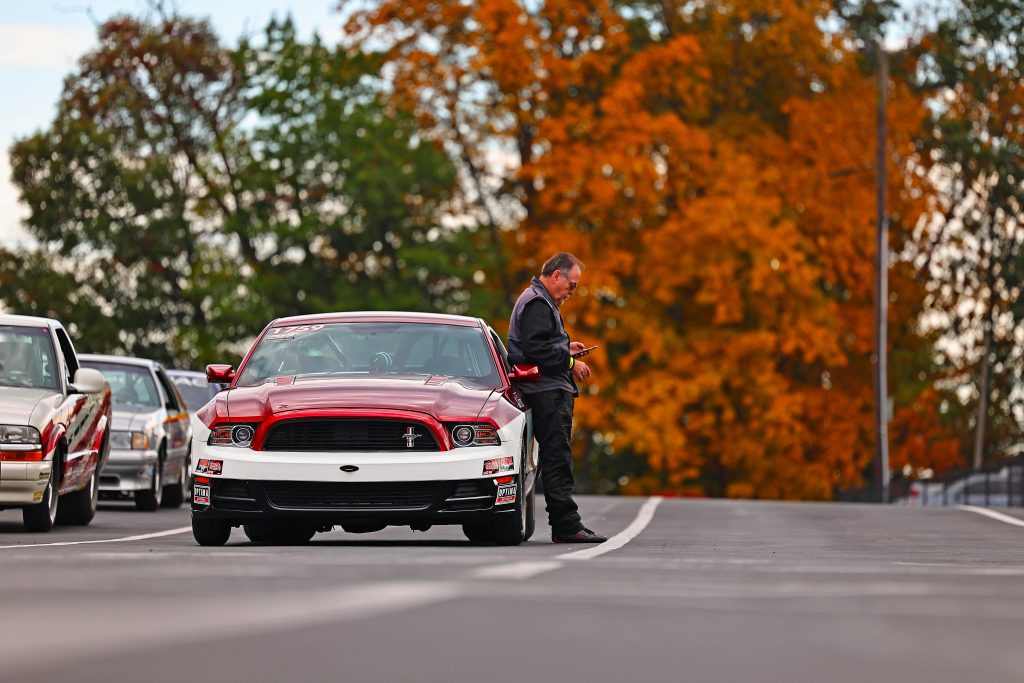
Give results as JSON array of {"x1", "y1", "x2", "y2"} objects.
[
  {"x1": 569, "y1": 341, "x2": 586, "y2": 354},
  {"x1": 572, "y1": 359, "x2": 592, "y2": 382}
]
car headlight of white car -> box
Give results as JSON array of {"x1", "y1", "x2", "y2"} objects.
[
  {"x1": 0, "y1": 424, "x2": 41, "y2": 446},
  {"x1": 0, "y1": 425, "x2": 43, "y2": 461},
  {"x1": 110, "y1": 431, "x2": 149, "y2": 450},
  {"x1": 446, "y1": 422, "x2": 500, "y2": 447},
  {"x1": 207, "y1": 423, "x2": 258, "y2": 448}
]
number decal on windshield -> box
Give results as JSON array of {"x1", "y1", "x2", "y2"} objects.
[{"x1": 268, "y1": 324, "x2": 324, "y2": 340}]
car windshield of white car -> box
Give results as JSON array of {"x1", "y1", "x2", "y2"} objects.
[
  {"x1": 171, "y1": 375, "x2": 218, "y2": 412},
  {"x1": 0, "y1": 326, "x2": 59, "y2": 390},
  {"x1": 236, "y1": 322, "x2": 501, "y2": 388},
  {"x1": 81, "y1": 362, "x2": 162, "y2": 410}
]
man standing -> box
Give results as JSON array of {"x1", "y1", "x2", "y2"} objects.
[{"x1": 508, "y1": 252, "x2": 607, "y2": 543}]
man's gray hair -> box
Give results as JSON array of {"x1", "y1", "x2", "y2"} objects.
[{"x1": 541, "y1": 252, "x2": 584, "y2": 277}]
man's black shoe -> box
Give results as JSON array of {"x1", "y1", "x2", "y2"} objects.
[{"x1": 552, "y1": 527, "x2": 607, "y2": 544}]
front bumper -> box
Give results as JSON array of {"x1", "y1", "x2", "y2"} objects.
[
  {"x1": 0, "y1": 461, "x2": 52, "y2": 506},
  {"x1": 192, "y1": 442, "x2": 520, "y2": 482},
  {"x1": 99, "y1": 448, "x2": 158, "y2": 492},
  {"x1": 191, "y1": 476, "x2": 512, "y2": 526}
]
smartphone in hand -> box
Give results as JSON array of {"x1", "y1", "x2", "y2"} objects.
[{"x1": 571, "y1": 345, "x2": 598, "y2": 359}]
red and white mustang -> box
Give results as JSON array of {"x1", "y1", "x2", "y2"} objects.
[{"x1": 190, "y1": 312, "x2": 539, "y2": 546}]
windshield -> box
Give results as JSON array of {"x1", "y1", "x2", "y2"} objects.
[
  {"x1": 236, "y1": 322, "x2": 501, "y2": 388},
  {"x1": 81, "y1": 361, "x2": 162, "y2": 409},
  {"x1": 0, "y1": 326, "x2": 59, "y2": 390},
  {"x1": 171, "y1": 375, "x2": 220, "y2": 412}
]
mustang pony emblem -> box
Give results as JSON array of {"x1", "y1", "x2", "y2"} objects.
[{"x1": 402, "y1": 427, "x2": 421, "y2": 448}]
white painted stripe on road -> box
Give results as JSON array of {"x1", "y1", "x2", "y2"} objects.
[
  {"x1": 472, "y1": 496, "x2": 663, "y2": 581},
  {"x1": 0, "y1": 580, "x2": 463, "y2": 676},
  {"x1": 473, "y1": 561, "x2": 563, "y2": 580},
  {"x1": 557, "y1": 495, "x2": 663, "y2": 561},
  {"x1": 958, "y1": 505, "x2": 1024, "y2": 529},
  {"x1": 0, "y1": 526, "x2": 191, "y2": 550}
]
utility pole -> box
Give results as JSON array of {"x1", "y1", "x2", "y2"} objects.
[{"x1": 873, "y1": 42, "x2": 890, "y2": 504}]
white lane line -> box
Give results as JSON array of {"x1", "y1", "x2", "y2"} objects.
[
  {"x1": 472, "y1": 495, "x2": 664, "y2": 580},
  {"x1": 892, "y1": 562, "x2": 1024, "y2": 575},
  {"x1": 473, "y1": 561, "x2": 563, "y2": 580},
  {"x1": 557, "y1": 495, "x2": 663, "y2": 561},
  {"x1": 0, "y1": 580, "x2": 463, "y2": 675},
  {"x1": 959, "y1": 505, "x2": 1024, "y2": 529},
  {"x1": 0, "y1": 526, "x2": 191, "y2": 550}
]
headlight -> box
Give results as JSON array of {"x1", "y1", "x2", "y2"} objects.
[
  {"x1": 0, "y1": 425, "x2": 42, "y2": 446},
  {"x1": 447, "y1": 423, "x2": 500, "y2": 447},
  {"x1": 0, "y1": 425, "x2": 43, "y2": 460},
  {"x1": 110, "y1": 431, "x2": 149, "y2": 450},
  {"x1": 207, "y1": 423, "x2": 257, "y2": 448}
]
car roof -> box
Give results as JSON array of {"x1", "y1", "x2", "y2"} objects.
[
  {"x1": 0, "y1": 313, "x2": 60, "y2": 329},
  {"x1": 270, "y1": 311, "x2": 484, "y2": 327},
  {"x1": 79, "y1": 353, "x2": 160, "y2": 369}
]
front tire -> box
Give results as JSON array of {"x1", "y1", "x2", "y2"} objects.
[
  {"x1": 135, "y1": 450, "x2": 164, "y2": 511},
  {"x1": 192, "y1": 516, "x2": 231, "y2": 546},
  {"x1": 523, "y1": 480, "x2": 537, "y2": 542},
  {"x1": 23, "y1": 456, "x2": 60, "y2": 533},
  {"x1": 491, "y1": 447, "x2": 529, "y2": 546},
  {"x1": 462, "y1": 521, "x2": 492, "y2": 543},
  {"x1": 58, "y1": 466, "x2": 98, "y2": 526}
]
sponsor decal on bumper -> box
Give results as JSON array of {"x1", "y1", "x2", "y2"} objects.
[
  {"x1": 496, "y1": 483, "x2": 517, "y2": 505},
  {"x1": 193, "y1": 483, "x2": 210, "y2": 505},
  {"x1": 195, "y1": 459, "x2": 223, "y2": 475}
]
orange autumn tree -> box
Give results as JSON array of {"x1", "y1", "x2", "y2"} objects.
[{"x1": 344, "y1": 0, "x2": 958, "y2": 498}]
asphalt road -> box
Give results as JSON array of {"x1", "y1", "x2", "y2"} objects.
[{"x1": 1, "y1": 496, "x2": 1023, "y2": 683}]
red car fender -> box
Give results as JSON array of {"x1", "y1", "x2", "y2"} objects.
[
  {"x1": 90, "y1": 411, "x2": 111, "y2": 474},
  {"x1": 43, "y1": 423, "x2": 66, "y2": 462}
]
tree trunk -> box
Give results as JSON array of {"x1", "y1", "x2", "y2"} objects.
[
  {"x1": 972, "y1": 324, "x2": 992, "y2": 469},
  {"x1": 972, "y1": 215, "x2": 997, "y2": 470}
]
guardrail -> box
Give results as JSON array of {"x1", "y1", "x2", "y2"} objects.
[{"x1": 888, "y1": 461, "x2": 1024, "y2": 507}]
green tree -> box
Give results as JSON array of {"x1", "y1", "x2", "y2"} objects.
[
  {"x1": 914, "y1": 0, "x2": 1024, "y2": 466},
  {"x1": 4, "y1": 13, "x2": 480, "y2": 367}
]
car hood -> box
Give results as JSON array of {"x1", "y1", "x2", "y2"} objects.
[
  {"x1": 225, "y1": 375, "x2": 497, "y2": 421},
  {"x1": 111, "y1": 408, "x2": 161, "y2": 432},
  {"x1": 0, "y1": 387, "x2": 59, "y2": 427}
]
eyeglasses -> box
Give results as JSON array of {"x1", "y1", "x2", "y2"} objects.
[{"x1": 556, "y1": 270, "x2": 579, "y2": 292}]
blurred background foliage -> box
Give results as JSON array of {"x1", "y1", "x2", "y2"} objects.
[{"x1": 2, "y1": 0, "x2": 1022, "y2": 499}]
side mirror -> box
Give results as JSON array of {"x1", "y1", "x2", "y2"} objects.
[
  {"x1": 206, "y1": 364, "x2": 236, "y2": 384},
  {"x1": 70, "y1": 368, "x2": 107, "y2": 394},
  {"x1": 508, "y1": 364, "x2": 540, "y2": 383}
]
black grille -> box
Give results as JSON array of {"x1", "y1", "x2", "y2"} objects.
[
  {"x1": 263, "y1": 419, "x2": 440, "y2": 452},
  {"x1": 450, "y1": 480, "x2": 492, "y2": 499},
  {"x1": 211, "y1": 479, "x2": 258, "y2": 511},
  {"x1": 443, "y1": 479, "x2": 494, "y2": 512},
  {"x1": 264, "y1": 481, "x2": 441, "y2": 510},
  {"x1": 213, "y1": 480, "x2": 251, "y2": 498}
]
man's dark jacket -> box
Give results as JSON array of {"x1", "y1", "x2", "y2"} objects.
[{"x1": 508, "y1": 277, "x2": 577, "y2": 396}]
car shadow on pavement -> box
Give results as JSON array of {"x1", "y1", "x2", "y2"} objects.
[
  {"x1": 242, "y1": 539, "x2": 479, "y2": 548},
  {"x1": 96, "y1": 503, "x2": 187, "y2": 513},
  {"x1": 234, "y1": 538, "x2": 547, "y2": 548}
]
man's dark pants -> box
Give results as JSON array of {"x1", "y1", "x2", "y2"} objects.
[{"x1": 524, "y1": 389, "x2": 582, "y2": 536}]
